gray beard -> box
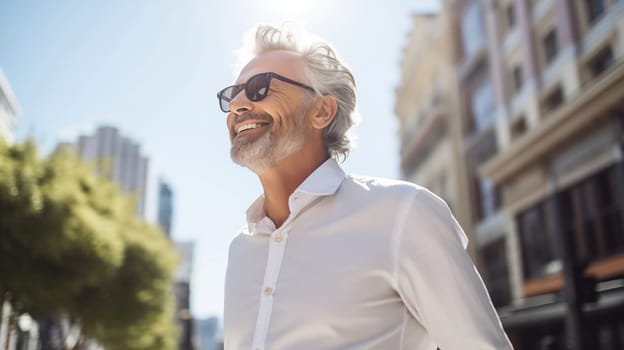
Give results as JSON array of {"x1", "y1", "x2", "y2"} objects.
[{"x1": 230, "y1": 112, "x2": 306, "y2": 175}]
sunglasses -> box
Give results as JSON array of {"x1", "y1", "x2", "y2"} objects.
[{"x1": 217, "y1": 72, "x2": 315, "y2": 113}]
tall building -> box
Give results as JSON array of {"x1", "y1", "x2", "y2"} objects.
[
  {"x1": 442, "y1": 0, "x2": 514, "y2": 314},
  {"x1": 436, "y1": 0, "x2": 624, "y2": 348},
  {"x1": 155, "y1": 178, "x2": 197, "y2": 349},
  {"x1": 0, "y1": 67, "x2": 29, "y2": 350},
  {"x1": 395, "y1": 12, "x2": 475, "y2": 258},
  {"x1": 76, "y1": 126, "x2": 149, "y2": 217},
  {"x1": 195, "y1": 317, "x2": 222, "y2": 350},
  {"x1": 0, "y1": 68, "x2": 19, "y2": 143},
  {"x1": 174, "y1": 242, "x2": 196, "y2": 350},
  {"x1": 158, "y1": 179, "x2": 174, "y2": 238}
]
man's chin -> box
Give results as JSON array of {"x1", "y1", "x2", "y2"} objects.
[{"x1": 231, "y1": 155, "x2": 271, "y2": 175}]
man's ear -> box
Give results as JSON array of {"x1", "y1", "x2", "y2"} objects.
[{"x1": 311, "y1": 95, "x2": 338, "y2": 130}]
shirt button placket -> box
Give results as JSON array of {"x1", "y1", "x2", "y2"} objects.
[{"x1": 253, "y1": 228, "x2": 289, "y2": 349}]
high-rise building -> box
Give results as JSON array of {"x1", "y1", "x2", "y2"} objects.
[
  {"x1": 154, "y1": 178, "x2": 196, "y2": 349},
  {"x1": 195, "y1": 317, "x2": 222, "y2": 350},
  {"x1": 0, "y1": 68, "x2": 19, "y2": 143},
  {"x1": 432, "y1": 0, "x2": 624, "y2": 348},
  {"x1": 158, "y1": 179, "x2": 174, "y2": 238},
  {"x1": 76, "y1": 126, "x2": 149, "y2": 217},
  {"x1": 0, "y1": 67, "x2": 28, "y2": 350},
  {"x1": 174, "y1": 241, "x2": 195, "y2": 350}
]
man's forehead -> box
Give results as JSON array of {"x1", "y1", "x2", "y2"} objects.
[{"x1": 236, "y1": 50, "x2": 306, "y2": 83}]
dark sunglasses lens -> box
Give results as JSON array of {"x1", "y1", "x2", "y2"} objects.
[
  {"x1": 219, "y1": 86, "x2": 242, "y2": 112},
  {"x1": 219, "y1": 95, "x2": 229, "y2": 112},
  {"x1": 246, "y1": 74, "x2": 270, "y2": 101}
]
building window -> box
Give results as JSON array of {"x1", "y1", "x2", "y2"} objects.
[
  {"x1": 461, "y1": 1, "x2": 486, "y2": 58},
  {"x1": 506, "y1": 3, "x2": 516, "y2": 31},
  {"x1": 542, "y1": 86, "x2": 564, "y2": 114},
  {"x1": 477, "y1": 176, "x2": 499, "y2": 220},
  {"x1": 518, "y1": 202, "x2": 559, "y2": 279},
  {"x1": 470, "y1": 78, "x2": 495, "y2": 133},
  {"x1": 512, "y1": 64, "x2": 523, "y2": 94},
  {"x1": 481, "y1": 238, "x2": 512, "y2": 307},
  {"x1": 518, "y1": 163, "x2": 624, "y2": 280},
  {"x1": 585, "y1": 0, "x2": 606, "y2": 24},
  {"x1": 589, "y1": 46, "x2": 614, "y2": 78},
  {"x1": 543, "y1": 28, "x2": 559, "y2": 64},
  {"x1": 510, "y1": 114, "x2": 527, "y2": 140},
  {"x1": 509, "y1": 324, "x2": 566, "y2": 350},
  {"x1": 559, "y1": 164, "x2": 624, "y2": 262}
]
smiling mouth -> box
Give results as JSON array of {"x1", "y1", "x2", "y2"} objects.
[{"x1": 235, "y1": 122, "x2": 270, "y2": 136}]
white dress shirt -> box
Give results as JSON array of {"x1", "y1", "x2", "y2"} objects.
[{"x1": 224, "y1": 159, "x2": 513, "y2": 350}]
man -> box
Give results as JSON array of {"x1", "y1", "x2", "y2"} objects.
[{"x1": 219, "y1": 24, "x2": 513, "y2": 350}]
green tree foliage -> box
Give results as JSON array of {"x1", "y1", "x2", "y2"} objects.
[{"x1": 0, "y1": 140, "x2": 178, "y2": 349}]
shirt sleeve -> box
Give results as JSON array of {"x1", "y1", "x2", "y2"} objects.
[{"x1": 392, "y1": 188, "x2": 513, "y2": 349}]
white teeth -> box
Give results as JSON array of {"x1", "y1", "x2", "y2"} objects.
[{"x1": 236, "y1": 123, "x2": 265, "y2": 134}]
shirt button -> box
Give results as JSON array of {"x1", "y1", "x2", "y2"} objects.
[
  {"x1": 274, "y1": 234, "x2": 283, "y2": 242},
  {"x1": 264, "y1": 287, "x2": 273, "y2": 295}
]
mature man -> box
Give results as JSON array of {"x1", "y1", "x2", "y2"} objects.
[{"x1": 219, "y1": 24, "x2": 513, "y2": 350}]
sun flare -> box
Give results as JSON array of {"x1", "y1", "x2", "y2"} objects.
[{"x1": 267, "y1": 0, "x2": 315, "y2": 19}]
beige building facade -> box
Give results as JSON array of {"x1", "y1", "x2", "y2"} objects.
[
  {"x1": 445, "y1": 0, "x2": 624, "y2": 348},
  {"x1": 398, "y1": 0, "x2": 624, "y2": 348},
  {"x1": 395, "y1": 12, "x2": 474, "y2": 258}
]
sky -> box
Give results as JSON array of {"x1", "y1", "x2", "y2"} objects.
[{"x1": 0, "y1": 0, "x2": 441, "y2": 319}]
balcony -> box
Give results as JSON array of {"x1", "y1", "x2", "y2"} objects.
[
  {"x1": 400, "y1": 94, "x2": 448, "y2": 177},
  {"x1": 400, "y1": 91, "x2": 447, "y2": 152}
]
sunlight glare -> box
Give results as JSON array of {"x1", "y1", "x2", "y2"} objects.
[{"x1": 267, "y1": 0, "x2": 315, "y2": 19}]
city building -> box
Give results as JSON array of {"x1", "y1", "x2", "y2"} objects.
[
  {"x1": 158, "y1": 179, "x2": 174, "y2": 238},
  {"x1": 395, "y1": 12, "x2": 475, "y2": 258},
  {"x1": 0, "y1": 68, "x2": 36, "y2": 350},
  {"x1": 0, "y1": 68, "x2": 19, "y2": 143},
  {"x1": 155, "y1": 178, "x2": 197, "y2": 349},
  {"x1": 75, "y1": 126, "x2": 149, "y2": 217},
  {"x1": 174, "y1": 241, "x2": 196, "y2": 350},
  {"x1": 195, "y1": 317, "x2": 223, "y2": 350},
  {"x1": 439, "y1": 0, "x2": 624, "y2": 348}
]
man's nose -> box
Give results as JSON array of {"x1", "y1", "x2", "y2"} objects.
[{"x1": 229, "y1": 90, "x2": 254, "y2": 115}]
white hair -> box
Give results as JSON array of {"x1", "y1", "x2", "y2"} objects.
[{"x1": 236, "y1": 23, "x2": 360, "y2": 162}]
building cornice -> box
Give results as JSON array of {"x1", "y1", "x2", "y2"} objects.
[{"x1": 479, "y1": 60, "x2": 624, "y2": 184}]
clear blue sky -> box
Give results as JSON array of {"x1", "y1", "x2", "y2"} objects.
[{"x1": 0, "y1": 0, "x2": 440, "y2": 319}]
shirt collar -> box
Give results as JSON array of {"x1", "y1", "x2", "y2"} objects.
[
  {"x1": 245, "y1": 158, "x2": 346, "y2": 234},
  {"x1": 296, "y1": 158, "x2": 346, "y2": 196}
]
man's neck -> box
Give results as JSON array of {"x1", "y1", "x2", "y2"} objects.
[{"x1": 258, "y1": 150, "x2": 329, "y2": 228}]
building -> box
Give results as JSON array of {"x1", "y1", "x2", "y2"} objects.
[
  {"x1": 158, "y1": 179, "x2": 174, "y2": 238},
  {"x1": 0, "y1": 67, "x2": 29, "y2": 350},
  {"x1": 195, "y1": 317, "x2": 222, "y2": 350},
  {"x1": 174, "y1": 242, "x2": 196, "y2": 350},
  {"x1": 0, "y1": 68, "x2": 19, "y2": 144},
  {"x1": 76, "y1": 126, "x2": 149, "y2": 217},
  {"x1": 441, "y1": 0, "x2": 514, "y2": 314},
  {"x1": 155, "y1": 178, "x2": 197, "y2": 349},
  {"x1": 439, "y1": 0, "x2": 624, "y2": 348},
  {"x1": 395, "y1": 12, "x2": 475, "y2": 258}
]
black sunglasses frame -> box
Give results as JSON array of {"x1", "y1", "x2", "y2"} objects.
[{"x1": 217, "y1": 72, "x2": 315, "y2": 113}]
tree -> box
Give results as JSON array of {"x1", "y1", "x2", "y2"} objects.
[{"x1": 0, "y1": 140, "x2": 178, "y2": 349}]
